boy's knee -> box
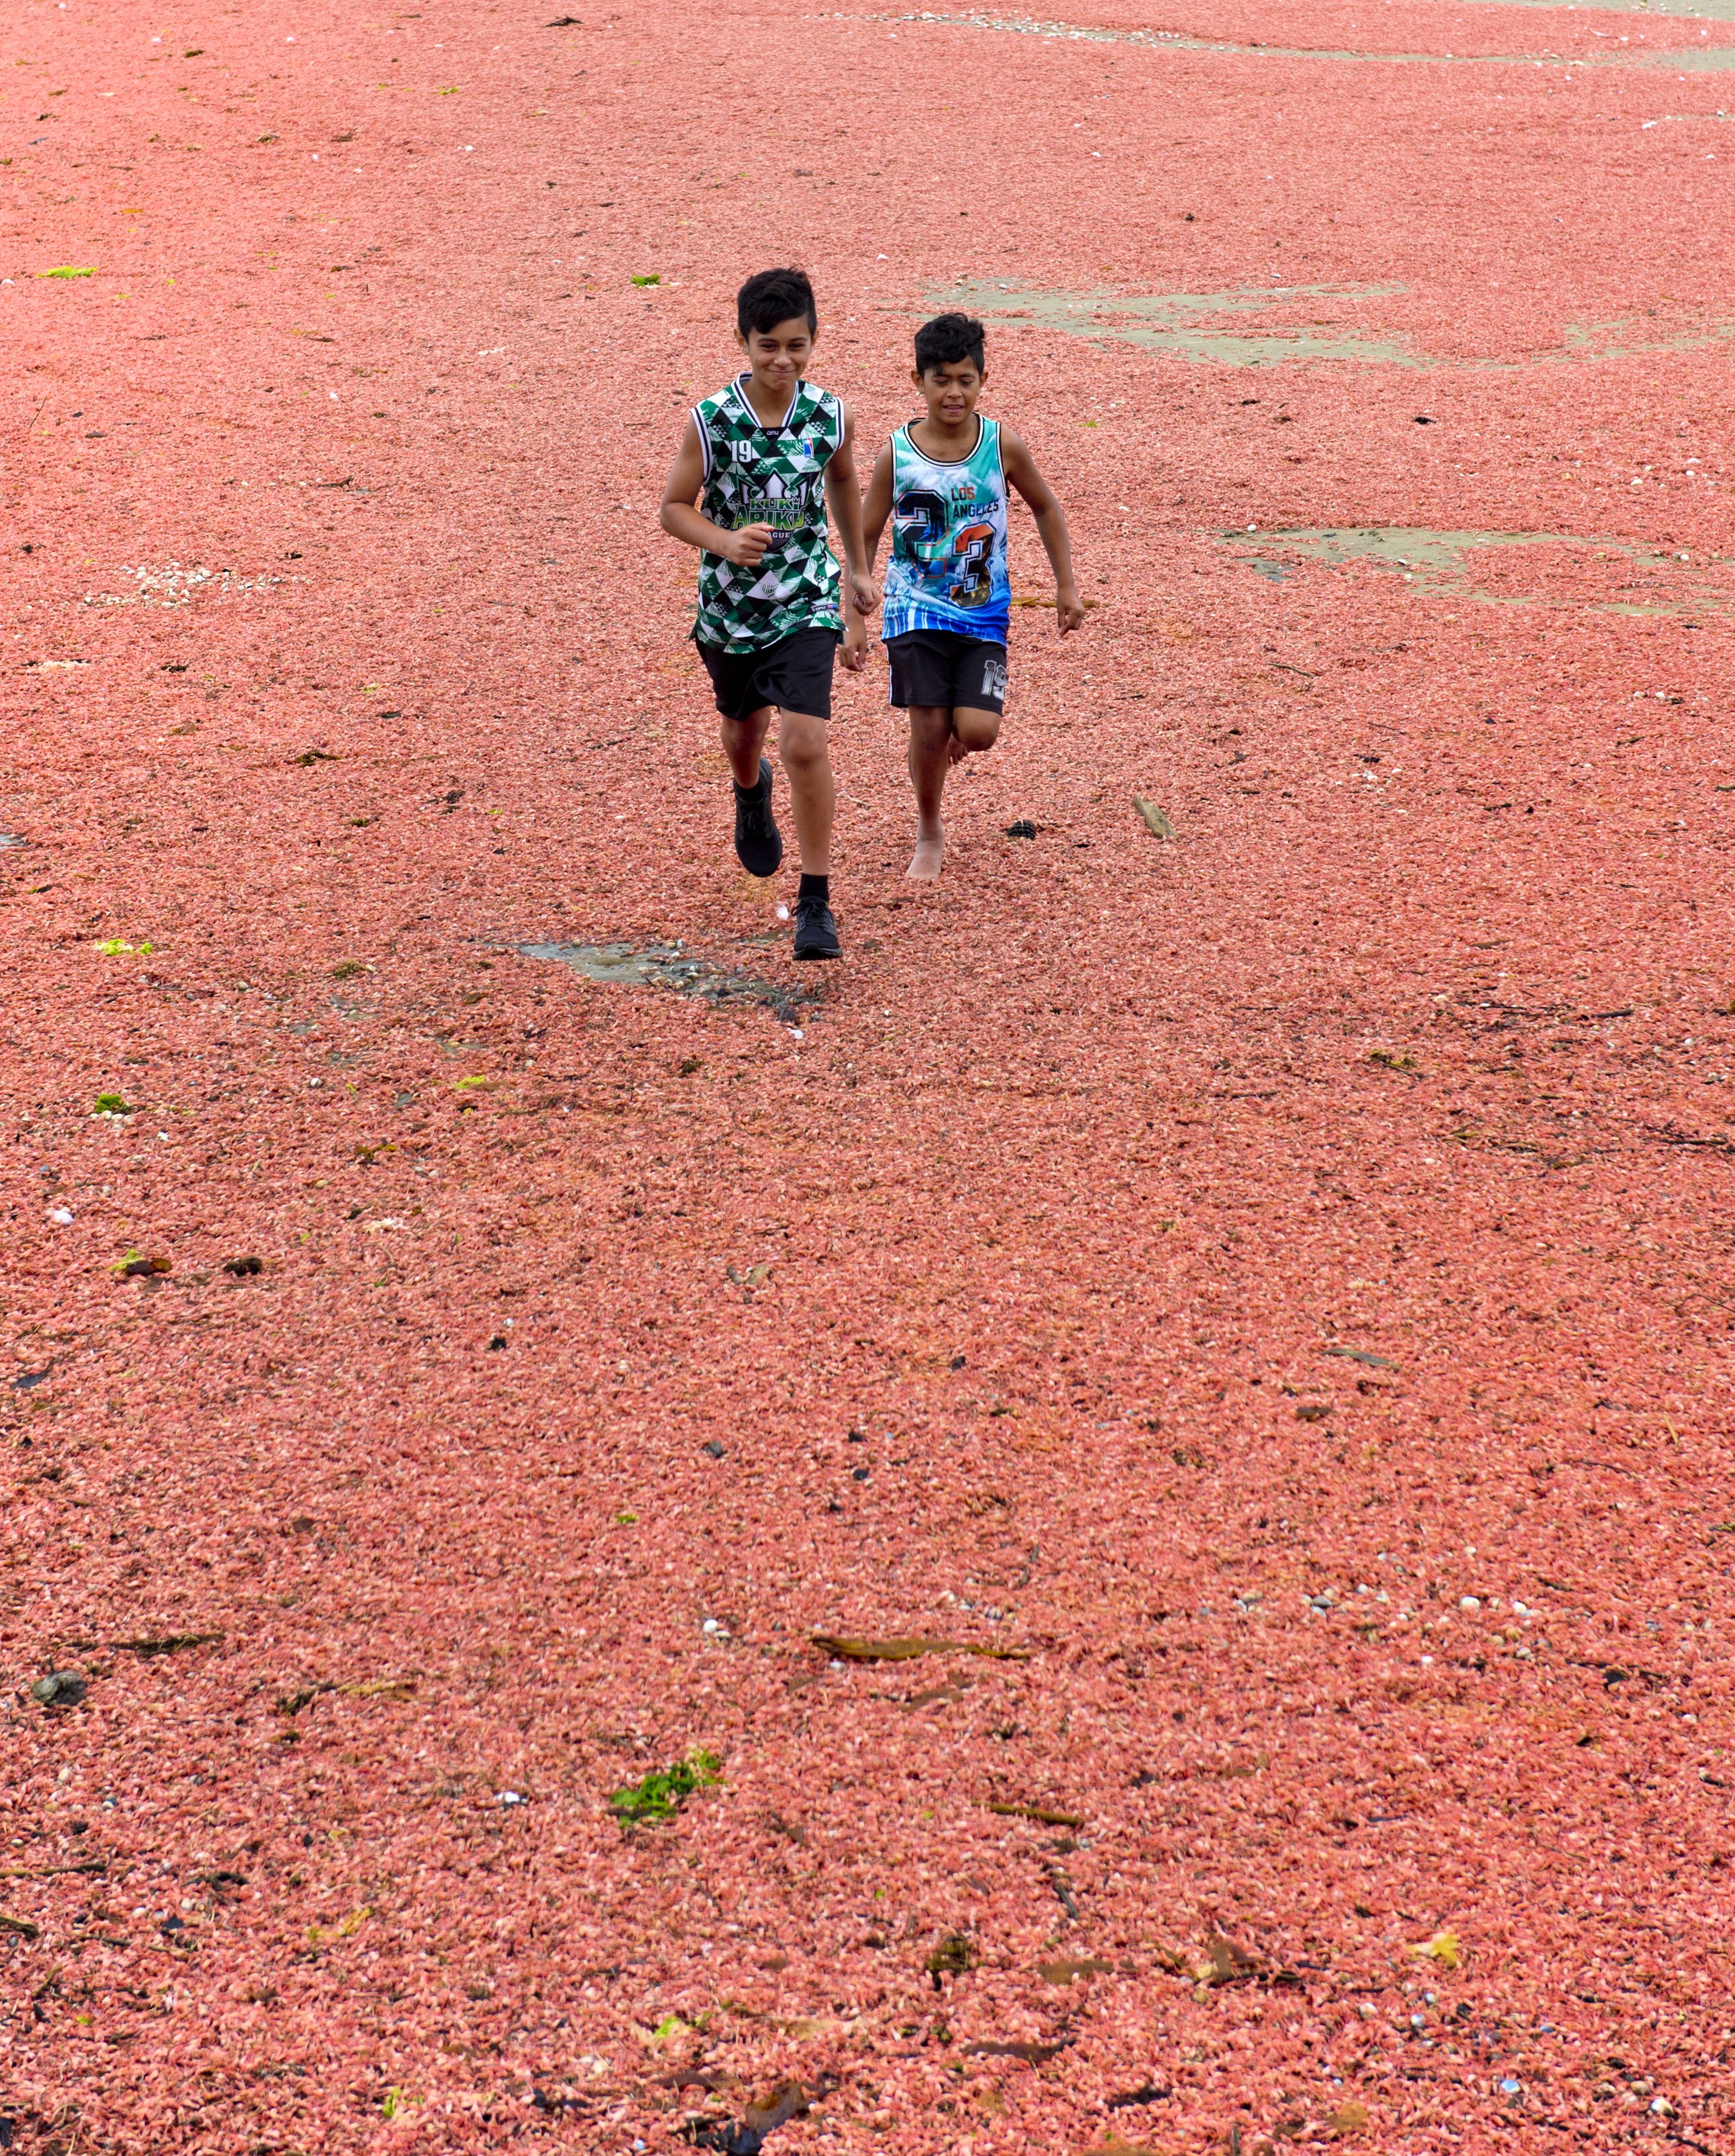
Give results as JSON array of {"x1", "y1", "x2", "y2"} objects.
[
  {"x1": 778, "y1": 711, "x2": 831, "y2": 774},
  {"x1": 954, "y1": 707, "x2": 1002, "y2": 753}
]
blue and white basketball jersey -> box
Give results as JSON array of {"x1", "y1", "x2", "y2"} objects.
[{"x1": 880, "y1": 415, "x2": 1011, "y2": 644}]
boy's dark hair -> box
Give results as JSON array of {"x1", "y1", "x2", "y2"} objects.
[
  {"x1": 914, "y1": 312, "x2": 986, "y2": 375},
  {"x1": 737, "y1": 267, "x2": 817, "y2": 339}
]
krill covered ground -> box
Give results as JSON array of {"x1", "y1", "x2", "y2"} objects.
[{"x1": 3, "y1": 0, "x2": 1734, "y2": 2149}]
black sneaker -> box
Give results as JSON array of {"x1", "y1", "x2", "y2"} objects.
[
  {"x1": 792, "y1": 894, "x2": 842, "y2": 961},
  {"x1": 733, "y1": 757, "x2": 783, "y2": 878}
]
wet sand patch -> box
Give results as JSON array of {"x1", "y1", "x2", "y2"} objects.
[
  {"x1": 518, "y1": 938, "x2": 813, "y2": 1027},
  {"x1": 1225, "y1": 525, "x2": 1735, "y2": 614},
  {"x1": 892, "y1": 10, "x2": 1735, "y2": 68},
  {"x1": 932, "y1": 280, "x2": 1735, "y2": 372}
]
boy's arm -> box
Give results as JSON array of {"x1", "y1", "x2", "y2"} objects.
[
  {"x1": 861, "y1": 443, "x2": 894, "y2": 575},
  {"x1": 1000, "y1": 428, "x2": 1085, "y2": 633},
  {"x1": 824, "y1": 403, "x2": 879, "y2": 619},
  {"x1": 658, "y1": 412, "x2": 773, "y2": 568}
]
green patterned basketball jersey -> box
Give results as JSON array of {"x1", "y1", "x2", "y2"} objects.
[{"x1": 691, "y1": 375, "x2": 846, "y2": 653}]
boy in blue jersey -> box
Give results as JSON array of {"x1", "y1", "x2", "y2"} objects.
[{"x1": 861, "y1": 312, "x2": 1082, "y2": 881}]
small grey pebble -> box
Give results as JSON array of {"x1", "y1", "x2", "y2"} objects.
[{"x1": 702, "y1": 1440, "x2": 725, "y2": 1459}]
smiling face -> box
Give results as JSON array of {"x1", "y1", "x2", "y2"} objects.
[
  {"x1": 737, "y1": 314, "x2": 816, "y2": 400},
  {"x1": 914, "y1": 356, "x2": 985, "y2": 430}
]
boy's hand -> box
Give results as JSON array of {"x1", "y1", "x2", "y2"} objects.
[
  {"x1": 840, "y1": 618, "x2": 870, "y2": 673},
  {"x1": 849, "y1": 571, "x2": 879, "y2": 616},
  {"x1": 1056, "y1": 584, "x2": 1086, "y2": 635},
  {"x1": 720, "y1": 523, "x2": 775, "y2": 569}
]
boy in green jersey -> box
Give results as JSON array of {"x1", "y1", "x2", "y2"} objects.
[
  {"x1": 659, "y1": 267, "x2": 876, "y2": 960},
  {"x1": 862, "y1": 312, "x2": 1082, "y2": 881}
]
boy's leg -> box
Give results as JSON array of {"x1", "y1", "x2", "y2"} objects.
[
  {"x1": 720, "y1": 705, "x2": 782, "y2": 878},
  {"x1": 697, "y1": 630, "x2": 785, "y2": 879},
  {"x1": 889, "y1": 635, "x2": 953, "y2": 880},
  {"x1": 905, "y1": 703, "x2": 952, "y2": 881},
  {"x1": 727, "y1": 627, "x2": 839, "y2": 880},
  {"x1": 719, "y1": 705, "x2": 774, "y2": 789},
  {"x1": 902, "y1": 636, "x2": 1006, "y2": 878},
  {"x1": 778, "y1": 708, "x2": 840, "y2": 958},
  {"x1": 906, "y1": 705, "x2": 1000, "y2": 880},
  {"x1": 776, "y1": 708, "x2": 835, "y2": 877},
  {"x1": 953, "y1": 644, "x2": 1006, "y2": 763},
  {"x1": 951, "y1": 706, "x2": 1002, "y2": 757}
]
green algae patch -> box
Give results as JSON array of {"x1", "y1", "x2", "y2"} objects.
[{"x1": 608, "y1": 1748, "x2": 722, "y2": 1830}]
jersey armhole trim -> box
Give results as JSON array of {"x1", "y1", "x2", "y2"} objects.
[{"x1": 693, "y1": 406, "x2": 714, "y2": 483}]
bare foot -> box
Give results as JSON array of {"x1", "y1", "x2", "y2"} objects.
[
  {"x1": 905, "y1": 833, "x2": 944, "y2": 881},
  {"x1": 947, "y1": 735, "x2": 969, "y2": 766}
]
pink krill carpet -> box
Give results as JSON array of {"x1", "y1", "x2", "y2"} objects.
[{"x1": 3, "y1": 0, "x2": 1733, "y2": 2149}]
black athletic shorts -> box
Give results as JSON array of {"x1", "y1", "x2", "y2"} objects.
[
  {"x1": 886, "y1": 630, "x2": 1008, "y2": 719},
  {"x1": 695, "y1": 625, "x2": 840, "y2": 724}
]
